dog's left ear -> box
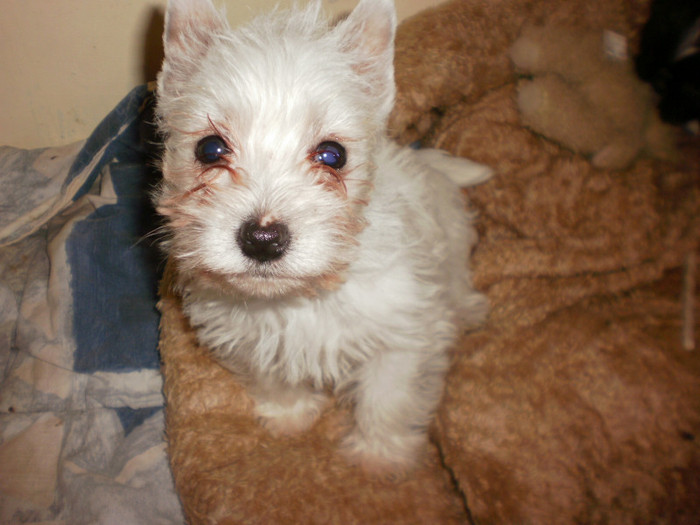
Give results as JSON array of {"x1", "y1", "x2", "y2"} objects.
[{"x1": 335, "y1": 0, "x2": 397, "y2": 119}]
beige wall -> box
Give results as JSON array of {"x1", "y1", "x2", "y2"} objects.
[{"x1": 0, "y1": 0, "x2": 438, "y2": 149}]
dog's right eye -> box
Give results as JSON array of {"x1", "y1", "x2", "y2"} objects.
[
  {"x1": 195, "y1": 135, "x2": 230, "y2": 164},
  {"x1": 313, "y1": 141, "x2": 347, "y2": 170}
]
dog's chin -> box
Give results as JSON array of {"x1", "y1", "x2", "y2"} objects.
[
  {"x1": 232, "y1": 274, "x2": 310, "y2": 300},
  {"x1": 194, "y1": 268, "x2": 342, "y2": 300}
]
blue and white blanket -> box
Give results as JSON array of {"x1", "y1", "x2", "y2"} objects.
[{"x1": 0, "y1": 86, "x2": 184, "y2": 524}]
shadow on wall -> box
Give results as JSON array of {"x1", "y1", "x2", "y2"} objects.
[{"x1": 142, "y1": 7, "x2": 166, "y2": 84}]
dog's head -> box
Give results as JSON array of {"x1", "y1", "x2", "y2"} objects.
[{"x1": 155, "y1": 0, "x2": 396, "y2": 299}]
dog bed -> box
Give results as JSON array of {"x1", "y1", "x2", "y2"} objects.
[{"x1": 158, "y1": 0, "x2": 700, "y2": 522}]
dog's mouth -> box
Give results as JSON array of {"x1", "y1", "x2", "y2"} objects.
[
  {"x1": 194, "y1": 263, "x2": 345, "y2": 300},
  {"x1": 194, "y1": 266, "x2": 312, "y2": 299},
  {"x1": 234, "y1": 274, "x2": 303, "y2": 299}
]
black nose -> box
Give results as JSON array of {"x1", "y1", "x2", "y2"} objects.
[{"x1": 237, "y1": 219, "x2": 290, "y2": 263}]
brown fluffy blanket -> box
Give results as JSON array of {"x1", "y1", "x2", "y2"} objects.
[{"x1": 158, "y1": 0, "x2": 700, "y2": 522}]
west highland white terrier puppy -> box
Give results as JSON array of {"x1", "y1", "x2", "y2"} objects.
[{"x1": 155, "y1": 0, "x2": 489, "y2": 474}]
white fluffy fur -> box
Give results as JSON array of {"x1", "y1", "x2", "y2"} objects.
[{"x1": 156, "y1": 0, "x2": 489, "y2": 472}]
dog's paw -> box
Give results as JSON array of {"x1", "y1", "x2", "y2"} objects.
[
  {"x1": 254, "y1": 389, "x2": 329, "y2": 436},
  {"x1": 339, "y1": 430, "x2": 426, "y2": 481}
]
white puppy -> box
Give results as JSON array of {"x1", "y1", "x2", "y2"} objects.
[{"x1": 156, "y1": 0, "x2": 489, "y2": 473}]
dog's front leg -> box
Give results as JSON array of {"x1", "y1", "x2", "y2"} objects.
[
  {"x1": 251, "y1": 376, "x2": 330, "y2": 436},
  {"x1": 342, "y1": 349, "x2": 448, "y2": 475}
]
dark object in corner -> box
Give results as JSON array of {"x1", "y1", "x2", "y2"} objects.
[{"x1": 636, "y1": 0, "x2": 700, "y2": 125}]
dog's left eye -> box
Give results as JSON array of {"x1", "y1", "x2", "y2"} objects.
[
  {"x1": 195, "y1": 135, "x2": 230, "y2": 164},
  {"x1": 313, "y1": 141, "x2": 346, "y2": 170}
]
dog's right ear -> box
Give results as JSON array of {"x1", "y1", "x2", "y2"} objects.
[{"x1": 158, "y1": 0, "x2": 228, "y2": 96}]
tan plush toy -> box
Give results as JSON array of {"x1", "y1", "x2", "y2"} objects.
[{"x1": 510, "y1": 24, "x2": 678, "y2": 169}]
